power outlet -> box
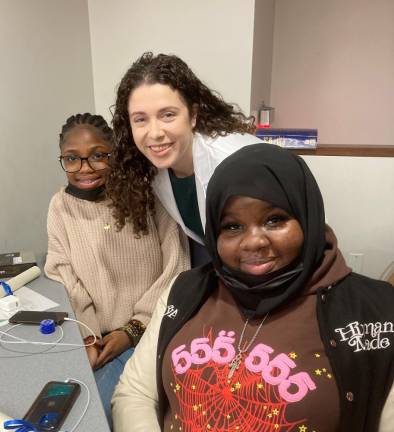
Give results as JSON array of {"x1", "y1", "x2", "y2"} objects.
[{"x1": 348, "y1": 253, "x2": 364, "y2": 273}]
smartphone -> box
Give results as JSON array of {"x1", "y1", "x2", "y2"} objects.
[
  {"x1": 23, "y1": 381, "x2": 81, "y2": 431},
  {"x1": 8, "y1": 310, "x2": 68, "y2": 325}
]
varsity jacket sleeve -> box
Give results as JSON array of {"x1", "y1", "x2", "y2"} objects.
[
  {"x1": 44, "y1": 193, "x2": 101, "y2": 338},
  {"x1": 112, "y1": 284, "x2": 171, "y2": 432},
  {"x1": 131, "y1": 199, "x2": 190, "y2": 326},
  {"x1": 380, "y1": 382, "x2": 394, "y2": 431}
]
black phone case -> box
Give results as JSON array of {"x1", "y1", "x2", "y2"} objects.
[
  {"x1": 23, "y1": 381, "x2": 81, "y2": 431},
  {"x1": 8, "y1": 311, "x2": 68, "y2": 325}
]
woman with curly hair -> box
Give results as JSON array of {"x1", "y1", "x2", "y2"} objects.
[{"x1": 106, "y1": 52, "x2": 263, "y2": 265}]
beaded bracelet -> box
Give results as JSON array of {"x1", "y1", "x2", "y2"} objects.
[{"x1": 121, "y1": 319, "x2": 146, "y2": 347}]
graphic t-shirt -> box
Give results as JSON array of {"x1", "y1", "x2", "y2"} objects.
[{"x1": 162, "y1": 282, "x2": 340, "y2": 432}]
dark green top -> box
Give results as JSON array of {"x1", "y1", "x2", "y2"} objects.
[{"x1": 168, "y1": 169, "x2": 204, "y2": 238}]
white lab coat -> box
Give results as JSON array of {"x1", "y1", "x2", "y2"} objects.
[{"x1": 152, "y1": 132, "x2": 263, "y2": 244}]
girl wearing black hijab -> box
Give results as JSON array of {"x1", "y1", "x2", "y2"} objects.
[{"x1": 113, "y1": 144, "x2": 394, "y2": 432}]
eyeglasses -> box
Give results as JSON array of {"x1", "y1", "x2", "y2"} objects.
[{"x1": 58, "y1": 153, "x2": 111, "y2": 173}]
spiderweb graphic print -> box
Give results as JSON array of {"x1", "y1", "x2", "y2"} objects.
[{"x1": 170, "y1": 358, "x2": 304, "y2": 431}]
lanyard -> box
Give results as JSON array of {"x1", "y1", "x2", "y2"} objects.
[
  {"x1": 3, "y1": 419, "x2": 38, "y2": 431},
  {"x1": 0, "y1": 281, "x2": 13, "y2": 296}
]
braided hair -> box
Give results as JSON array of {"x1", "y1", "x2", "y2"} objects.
[
  {"x1": 106, "y1": 52, "x2": 256, "y2": 235},
  {"x1": 59, "y1": 113, "x2": 113, "y2": 148}
]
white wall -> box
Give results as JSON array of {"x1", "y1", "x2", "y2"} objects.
[
  {"x1": 0, "y1": 0, "x2": 95, "y2": 256},
  {"x1": 303, "y1": 156, "x2": 394, "y2": 279},
  {"x1": 88, "y1": 0, "x2": 256, "y2": 120}
]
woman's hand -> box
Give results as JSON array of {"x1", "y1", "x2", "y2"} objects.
[
  {"x1": 86, "y1": 344, "x2": 100, "y2": 369},
  {"x1": 95, "y1": 330, "x2": 131, "y2": 369}
]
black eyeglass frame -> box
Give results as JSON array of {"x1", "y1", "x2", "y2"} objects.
[{"x1": 58, "y1": 153, "x2": 112, "y2": 173}]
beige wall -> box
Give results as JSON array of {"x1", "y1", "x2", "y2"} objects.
[
  {"x1": 270, "y1": 0, "x2": 394, "y2": 145},
  {"x1": 264, "y1": 0, "x2": 394, "y2": 278},
  {"x1": 250, "y1": 0, "x2": 275, "y2": 112},
  {"x1": 88, "y1": 0, "x2": 256, "y2": 120},
  {"x1": 0, "y1": 0, "x2": 95, "y2": 255}
]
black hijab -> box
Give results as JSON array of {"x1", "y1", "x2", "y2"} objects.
[{"x1": 204, "y1": 143, "x2": 326, "y2": 318}]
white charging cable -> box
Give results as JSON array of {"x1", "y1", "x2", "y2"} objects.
[
  {"x1": 0, "y1": 318, "x2": 97, "y2": 347},
  {"x1": 0, "y1": 321, "x2": 93, "y2": 431},
  {"x1": 0, "y1": 322, "x2": 64, "y2": 343},
  {"x1": 60, "y1": 378, "x2": 91, "y2": 432}
]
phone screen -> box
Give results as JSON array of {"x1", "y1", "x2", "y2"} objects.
[
  {"x1": 23, "y1": 381, "x2": 80, "y2": 431},
  {"x1": 8, "y1": 311, "x2": 68, "y2": 325}
]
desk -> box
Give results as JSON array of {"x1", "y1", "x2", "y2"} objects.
[{"x1": 0, "y1": 271, "x2": 111, "y2": 431}]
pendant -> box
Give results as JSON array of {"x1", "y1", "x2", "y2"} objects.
[{"x1": 227, "y1": 352, "x2": 243, "y2": 380}]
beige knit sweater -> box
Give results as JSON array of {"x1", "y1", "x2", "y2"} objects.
[{"x1": 44, "y1": 188, "x2": 190, "y2": 338}]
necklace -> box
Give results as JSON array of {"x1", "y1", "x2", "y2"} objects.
[{"x1": 227, "y1": 312, "x2": 269, "y2": 380}]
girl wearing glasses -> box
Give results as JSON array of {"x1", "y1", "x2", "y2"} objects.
[{"x1": 44, "y1": 113, "x2": 189, "y2": 426}]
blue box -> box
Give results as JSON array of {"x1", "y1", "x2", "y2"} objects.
[{"x1": 256, "y1": 128, "x2": 318, "y2": 149}]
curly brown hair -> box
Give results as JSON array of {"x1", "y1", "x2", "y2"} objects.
[{"x1": 106, "y1": 52, "x2": 256, "y2": 235}]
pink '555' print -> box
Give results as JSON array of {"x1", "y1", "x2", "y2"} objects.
[{"x1": 171, "y1": 330, "x2": 316, "y2": 403}]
